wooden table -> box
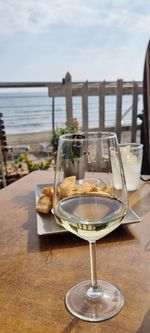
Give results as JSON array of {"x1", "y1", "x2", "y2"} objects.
[{"x1": 0, "y1": 170, "x2": 150, "y2": 333}]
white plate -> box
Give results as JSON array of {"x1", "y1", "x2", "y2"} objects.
[{"x1": 35, "y1": 184, "x2": 141, "y2": 236}]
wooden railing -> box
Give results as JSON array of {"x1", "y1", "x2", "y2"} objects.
[
  {"x1": 48, "y1": 73, "x2": 143, "y2": 142},
  {"x1": 0, "y1": 74, "x2": 143, "y2": 142}
]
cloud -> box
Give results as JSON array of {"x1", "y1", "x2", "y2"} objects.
[{"x1": 0, "y1": 0, "x2": 150, "y2": 36}]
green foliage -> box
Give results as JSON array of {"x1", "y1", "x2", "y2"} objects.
[
  {"x1": 51, "y1": 118, "x2": 80, "y2": 153},
  {"x1": 19, "y1": 154, "x2": 51, "y2": 173},
  {"x1": 26, "y1": 160, "x2": 51, "y2": 172},
  {"x1": 51, "y1": 127, "x2": 69, "y2": 153},
  {"x1": 10, "y1": 155, "x2": 25, "y2": 173}
]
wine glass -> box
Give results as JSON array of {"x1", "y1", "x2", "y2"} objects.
[{"x1": 53, "y1": 131, "x2": 128, "y2": 322}]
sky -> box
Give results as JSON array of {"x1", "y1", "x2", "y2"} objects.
[{"x1": 0, "y1": 0, "x2": 150, "y2": 83}]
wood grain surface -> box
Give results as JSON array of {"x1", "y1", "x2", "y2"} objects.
[{"x1": 0, "y1": 171, "x2": 150, "y2": 333}]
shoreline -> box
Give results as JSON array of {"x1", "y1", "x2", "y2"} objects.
[{"x1": 6, "y1": 129, "x2": 141, "y2": 154}]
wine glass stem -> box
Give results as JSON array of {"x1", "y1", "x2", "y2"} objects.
[
  {"x1": 87, "y1": 242, "x2": 102, "y2": 298},
  {"x1": 89, "y1": 241, "x2": 98, "y2": 288}
]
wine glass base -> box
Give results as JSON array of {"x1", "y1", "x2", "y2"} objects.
[{"x1": 65, "y1": 280, "x2": 124, "y2": 322}]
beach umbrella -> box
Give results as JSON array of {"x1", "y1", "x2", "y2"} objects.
[{"x1": 141, "y1": 40, "x2": 150, "y2": 174}]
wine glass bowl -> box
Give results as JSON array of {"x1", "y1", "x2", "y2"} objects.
[{"x1": 53, "y1": 131, "x2": 128, "y2": 322}]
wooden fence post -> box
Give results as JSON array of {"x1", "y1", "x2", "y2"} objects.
[
  {"x1": 116, "y1": 79, "x2": 123, "y2": 142},
  {"x1": 52, "y1": 97, "x2": 55, "y2": 131},
  {"x1": 99, "y1": 81, "x2": 105, "y2": 130},
  {"x1": 65, "y1": 72, "x2": 73, "y2": 124},
  {"x1": 82, "y1": 81, "x2": 88, "y2": 131},
  {"x1": 131, "y1": 81, "x2": 138, "y2": 142}
]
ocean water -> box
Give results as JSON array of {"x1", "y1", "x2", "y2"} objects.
[{"x1": 0, "y1": 91, "x2": 143, "y2": 135}]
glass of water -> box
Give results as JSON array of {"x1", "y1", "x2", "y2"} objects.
[{"x1": 112, "y1": 143, "x2": 143, "y2": 191}]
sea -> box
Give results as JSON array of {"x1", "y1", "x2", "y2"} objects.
[{"x1": 0, "y1": 91, "x2": 143, "y2": 135}]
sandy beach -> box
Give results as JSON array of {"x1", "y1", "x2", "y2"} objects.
[
  {"x1": 7, "y1": 129, "x2": 141, "y2": 153},
  {"x1": 0, "y1": 128, "x2": 141, "y2": 188},
  {"x1": 7, "y1": 131, "x2": 51, "y2": 153}
]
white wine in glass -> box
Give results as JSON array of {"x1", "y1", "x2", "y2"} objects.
[{"x1": 53, "y1": 131, "x2": 128, "y2": 322}]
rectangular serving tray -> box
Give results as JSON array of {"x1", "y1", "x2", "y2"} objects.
[{"x1": 35, "y1": 184, "x2": 141, "y2": 236}]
